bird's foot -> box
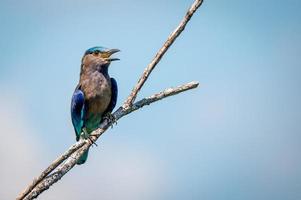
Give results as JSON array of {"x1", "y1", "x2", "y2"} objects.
[
  {"x1": 88, "y1": 136, "x2": 98, "y2": 147},
  {"x1": 81, "y1": 128, "x2": 98, "y2": 147},
  {"x1": 103, "y1": 113, "x2": 117, "y2": 128}
]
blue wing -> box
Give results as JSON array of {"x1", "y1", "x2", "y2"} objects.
[
  {"x1": 71, "y1": 85, "x2": 85, "y2": 141},
  {"x1": 104, "y1": 78, "x2": 118, "y2": 114}
]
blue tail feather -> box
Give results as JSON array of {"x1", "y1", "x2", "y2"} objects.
[{"x1": 77, "y1": 149, "x2": 89, "y2": 165}]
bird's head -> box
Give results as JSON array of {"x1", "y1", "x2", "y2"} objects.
[{"x1": 81, "y1": 46, "x2": 120, "y2": 73}]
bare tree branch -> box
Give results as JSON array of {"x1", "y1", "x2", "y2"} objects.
[
  {"x1": 16, "y1": 142, "x2": 86, "y2": 200},
  {"x1": 23, "y1": 81, "x2": 199, "y2": 200},
  {"x1": 123, "y1": 0, "x2": 203, "y2": 108},
  {"x1": 17, "y1": 0, "x2": 203, "y2": 199}
]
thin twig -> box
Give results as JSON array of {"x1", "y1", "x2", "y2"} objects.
[
  {"x1": 23, "y1": 81, "x2": 199, "y2": 200},
  {"x1": 123, "y1": 0, "x2": 203, "y2": 108}
]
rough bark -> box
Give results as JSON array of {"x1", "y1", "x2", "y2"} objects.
[
  {"x1": 17, "y1": 0, "x2": 203, "y2": 199},
  {"x1": 123, "y1": 0, "x2": 204, "y2": 108},
  {"x1": 23, "y1": 81, "x2": 199, "y2": 200}
]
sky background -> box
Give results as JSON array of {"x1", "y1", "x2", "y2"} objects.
[{"x1": 0, "y1": 0, "x2": 301, "y2": 199}]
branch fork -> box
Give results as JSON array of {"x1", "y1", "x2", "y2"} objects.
[{"x1": 17, "y1": 0, "x2": 203, "y2": 199}]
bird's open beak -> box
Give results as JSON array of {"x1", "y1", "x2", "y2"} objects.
[{"x1": 105, "y1": 48, "x2": 120, "y2": 62}]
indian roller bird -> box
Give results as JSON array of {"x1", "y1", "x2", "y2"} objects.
[{"x1": 71, "y1": 46, "x2": 119, "y2": 165}]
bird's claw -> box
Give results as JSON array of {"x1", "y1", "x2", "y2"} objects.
[
  {"x1": 87, "y1": 136, "x2": 98, "y2": 147},
  {"x1": 81, "y1": 128, "x2": 98, "y2": 147},
  {"x1": 103, "y1": 113, "x2": 117, "y2": 128}
]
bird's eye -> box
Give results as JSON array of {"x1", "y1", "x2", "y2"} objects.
[{"x1": 93, "y1": 50, "x2": 100, "y2": 56}]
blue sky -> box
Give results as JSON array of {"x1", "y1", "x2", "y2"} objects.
[{"x1": 0, "y1": 0, "x2": 301, "y2": 199}]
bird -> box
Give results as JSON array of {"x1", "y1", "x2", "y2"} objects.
[{"x1": 71, "y1": 46, "x2": 119, "y2": 165}]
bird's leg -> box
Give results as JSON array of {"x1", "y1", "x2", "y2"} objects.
[
  {"x1": 82, "y1": 128, "x2": 98, "y2": 147},
  {"x1": 103, "y1": 112, "x2": 117, "y2": 128},
  {"x1": 81, "y1": 127, "x2": 89, "y2": 139}
]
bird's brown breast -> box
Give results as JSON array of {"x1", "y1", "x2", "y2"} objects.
[{"x1": 80, "y1": 71, "x2": 112, "y2": 131}]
